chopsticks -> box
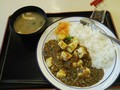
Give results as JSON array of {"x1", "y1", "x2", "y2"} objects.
[{"x1": 90, "y1": 0, "x2": 104, "y2": 7}]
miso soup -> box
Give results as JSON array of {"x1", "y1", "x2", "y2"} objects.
[{"x1": 14, "y1": 12, "x2": 45, "y2": 34}]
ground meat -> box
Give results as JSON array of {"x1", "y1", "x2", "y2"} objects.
[{"x1": 43, "y1": 39, "x2": 104, "y2": 87}]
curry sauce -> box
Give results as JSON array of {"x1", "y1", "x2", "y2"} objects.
[{"x1": 43, "y1": 38, "x2": 104, "y2": 87}]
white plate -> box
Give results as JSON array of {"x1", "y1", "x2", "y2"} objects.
[{"x1": 37, "y1": 17, "x2": 120, "y2": 90}]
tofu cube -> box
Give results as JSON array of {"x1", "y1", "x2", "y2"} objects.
[
  {"x1": 77, "y1": 46, "x2": 87, "y2": 58},
  {"x1": 72, "y1": 62, "x2": 77, "y2": 67},
  {"x1": 73, "y1": 49, "x2": 78, "y2": 56},
  {"x1": 77, "y1": 60, "x2": 83, "y2": 67},
  {"x1": 46, "y1": 57, "x2": 53, "y2": 67},
  {"x1": 61, "y1": 51, "x2": 72, "y2": 61},
  {"x1": 72, "y1": 60, "x2": 83, "y2": 68},
  {"x1": 67, "y1": 37, "x2": 79, "y2": 53},
  {"x1": 67, "y1": 42, "x2": 78, "y2": 53},
  {"x1": 56, "y1": 69, "x2": 66, "y2": 78},
  {"x1": 71, "y1": 37, "x2": 79, "y2": 44},
  {"x1": 78, "y1": 72, "x2": 84, "y2": 77},
  {"x1": 78, "y1": 67, "x2": 91, "y2": 77},
  {"x1": 58, "y1": 40, "x2": 67, "y2": 49},
  {"x1": 83, "y1": 67, "x2": 91, "y2": 77}
]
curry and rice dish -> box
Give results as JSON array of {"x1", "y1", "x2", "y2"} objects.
[{"x1": 43, "y1": 22, "x2": 105, "y2": 87}]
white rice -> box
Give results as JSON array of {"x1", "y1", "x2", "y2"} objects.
[{"x1": 69, "y1": 22, "x2": 115, "y2": 69}]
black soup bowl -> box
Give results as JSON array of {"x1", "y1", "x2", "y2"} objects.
[
  {"x1": 9, "y1": 6, "x2": 47, "y2": 50},
  {"x1": 9, "y1": 6, "x2": 47, "y2": 38}
]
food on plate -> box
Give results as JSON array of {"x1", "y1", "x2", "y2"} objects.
[
  {"x1": 46, "y1": 57, "x2": 53, "y2": 67},
  {"x1": 55, "y1": 22, "x2": 70, "y2": 40},
  {"x1": 69, "y1": 22, "x2": 115, "y2": 69},
  {"x1": 60, "y1": 51, "x2": 72, "y2": 61},
  {"x1": 14, "y1": 12, "x2": 45, "y2": 34},
  {"x1": 44, "y1": 37, "x2": 104, "y2": 87},
  {"x1": 67, "y1": 37, "x2": 79, "y2": 53},
  {"x1": 58, "y1": 40, "x2": 67, "y2": 50},
  {"x1": 43, "y1": 21, "x2": 115, "y2": 87},
  {"x1": 56, "y1": 69, "x2": 66, "y2": 78}
]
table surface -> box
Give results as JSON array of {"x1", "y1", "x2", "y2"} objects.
[{"x1": 0, "y1": 0, "x2": 120, "y2": 89}]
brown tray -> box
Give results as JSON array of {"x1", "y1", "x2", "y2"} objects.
[{"x1": 0, "y1": 11, "x2": 119, "y2": 89}]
